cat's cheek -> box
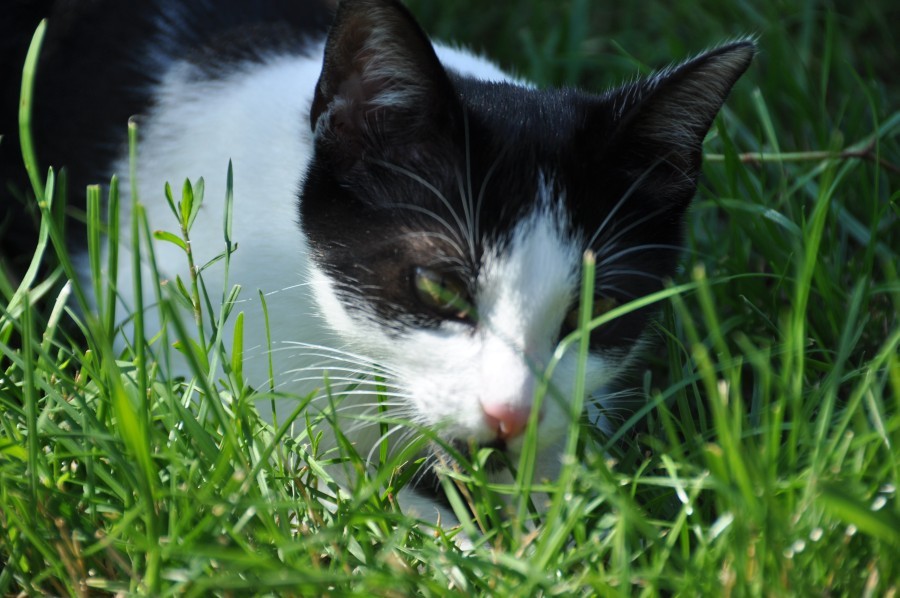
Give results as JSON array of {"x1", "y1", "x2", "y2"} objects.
[
  {"x1": 376, "y1": 329, "x2": 484, "y2": 434},
  {"x1": 402, "y1": 363, "x2": 491, "y2": 437}
]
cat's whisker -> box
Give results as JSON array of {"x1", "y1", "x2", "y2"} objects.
[
  {"x1": 278, "y1": 362, "x2": 393, "y2": 376},
  {"x1": 366, "y1": 424, "x2": 417, "y2": 464},
  {"x1": 596, "y1": 244, "x2": 685, "y2": 269},
  {"x1": 585, "y1": 170, "x2": 654, "y2": 249},
  {"x1": 591, "y1": 387, "x2": 642, "y2": 404},
  {"x1": 292, "y1": 389, "x2": 410, "y2": 409},
  {"x1": 278, "y1": 376, "x2": 409, "y2": 395},
  {"x1": 273, "y1": 361, "x2": 398, "y2": 381},
  {"x1": 451, "y1": 161, "x2": 476, "y2": 265},
  {"x1": 343, "y1": 411, "x2": 419, "y2": 439},
  {"x1": 394, "y1": 230, "x2": 468, "y2": 260},
  {"x1": 275, "y1": 354, "x2": 390, "y2": 370},
  {"x1": 409, "y1": 451, "x2": 446, "y2": 490},
  {"x1": 332, "y1": 402, "x2": 410, "y2": 413},
  {"x1": 598, "y1": 268, "x2": 667, "y2": 283},
  {"x1": 336, "y1": 415, "x2": 413, "y2": 436},
  {"x1": 269, "y1": 351, "x2": 387, "y2": 371},
  {"x1": 277, "y1": 359, "x2": 399, "y2": 378},
  {"x1": 275, "y1": 342, "x2": 406, "y2": 372},
  {"x1": 594, "y1": 283, "x2": 641, "y2": 299},
  {"x1": 591, "y1": 204, "x2": 674, "y2": 256},
  {"x1": 371, "y1": 157, "x2": 473, "y2": 257},
  {"x1": 457, "y1": 179, "x2": 477, "y2": 265},
  {"x1": 260, "y1": 282, "x2": 309, "y2": 295},
  {"x1": 228, "y1": 282, "x2": 317, "y2": 308},
  {"x1": 474, "y1": 142, "x2": 510, "y2": 243},
  {"x1": 461, "y1": 110, "x2": 477, "y2": 263},
  {"x1": 390, "y1": 203, "x2": 469, "y2": 254},
  {"x1": 588, "y1": 388, "x2": 645, "y2": 429}
]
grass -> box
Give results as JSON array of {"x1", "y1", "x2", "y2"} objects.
[{"x1": 2, "y1": 0, "x2": 899, "y2": 594}]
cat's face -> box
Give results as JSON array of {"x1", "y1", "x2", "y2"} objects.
[
  {"x1": 300, "y1": 0, "x2": 753, "y2": 461},
  {"x1": 306, "y1": 177, "x2": 621, "y2": 454}
]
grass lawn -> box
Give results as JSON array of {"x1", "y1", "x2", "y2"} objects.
[{"x1": 1, "y1": 0, "x2": 898, "y2": 594}]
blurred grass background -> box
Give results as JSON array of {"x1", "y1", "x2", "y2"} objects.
[
  {"x1": 409, "y1": 0, "x2": 899, "y2": 163},
  {"x1": 408, "y1": 0, "x2": 899, "y2": 92}
]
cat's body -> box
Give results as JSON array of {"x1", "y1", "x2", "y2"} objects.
[{"x1": 1, "y1": 0, "x2": 753, "y2": 525}]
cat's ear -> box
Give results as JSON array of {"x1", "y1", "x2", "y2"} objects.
[
  {"x1": 598, "y1": 40, "x2": 755, "y2": 204},
  {"x1": 309, "y1": 0, "x2": 456, "y2": 152}
]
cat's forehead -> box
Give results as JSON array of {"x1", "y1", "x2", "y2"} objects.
[
  {"x1": 435, "y1": 82, "x2": 623, "y2": 249},
  {"x1": 454, "y1": 77, "x2": 590, "y2": 140},
  {"x1": 394, "y1": 169, "x2": 581, "y2": 280},
  {"x1": 476, "y1": 187, "x2": 581, "y2": 342},
  {"x1": 479, "y1": 176, "x2": 579, "y2": 282}
]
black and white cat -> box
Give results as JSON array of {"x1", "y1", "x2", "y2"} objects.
[{"x1": 1, "y1": 0, "x2": 753, "y2": 524}]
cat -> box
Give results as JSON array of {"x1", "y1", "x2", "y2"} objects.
[{"x1": 0, "y1": 0, "x2": 754, "y2": 527}]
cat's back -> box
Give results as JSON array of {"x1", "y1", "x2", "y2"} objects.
[{"x1": 1, "y1": 0, "x2": 335, "y2": 271}]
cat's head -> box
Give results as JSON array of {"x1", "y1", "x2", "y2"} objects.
[{"x1": 300, "y1": 0, "x2": 753, "y2": 461}]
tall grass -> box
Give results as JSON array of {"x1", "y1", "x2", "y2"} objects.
[{"x1": 2, "y1": 0, "x2": 898, "y2": 594}]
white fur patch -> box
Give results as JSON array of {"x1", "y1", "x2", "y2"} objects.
[{"x1": 107, "y1": 49, "x2": 337, "y2": 422}]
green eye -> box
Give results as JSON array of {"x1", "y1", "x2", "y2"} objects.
[
  {"x1": 563, "y1": 295, "x2": 619, "y2": 332},
  {"x1": 413, "y1": 267, "x2": 474, "y2": 322}
]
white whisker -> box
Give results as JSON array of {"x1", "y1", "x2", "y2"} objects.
[
  {"x1": 474, "y1": 144, "x2": 508, "y2": 242},
  {"x1": 371, "y1": 157, "x2": 472, "y2": 257},
  {"x1": 598, "y1": 268, "x2": 667, "y2": 283},
  {"x1": 394, "y1": 230, "x2": 468, "y2": 260},
  {"x1": 366, "y1": 424, "x2": 415, "y2": 464},
  {"x1": 277, "y1": 364, "x2": 400, "y2": 381},
  {"x1": 594, "y1": 283, "x2": 640, "y2": 299},
  {"x1": 279, "y1": 376, "x2": 409, "y2": 396},
  {"x1": 597, "y1": 243, "x2": 684, "y2": 268},
  {"x1": 585, "y1": 173, "x2": 647, "y2": 249},
  {"x1": 462, "y1": 110, "x2": 476, "y2": 261},
  {"x1": 293, "y1": 388, "x2": 413, "y2": 406}
]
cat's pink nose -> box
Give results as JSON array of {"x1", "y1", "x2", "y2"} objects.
[{"x1": 482, "y1": 403, "x2": 533, "y2": 440}]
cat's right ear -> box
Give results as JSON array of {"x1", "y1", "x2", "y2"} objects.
[{"x1": 310, "y1": 0, "x2": 456, "y2": 157}]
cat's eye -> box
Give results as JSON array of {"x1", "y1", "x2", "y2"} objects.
[
  {"x1": 563, "y1": 295, "x2": 619, "y2": 333},
  {"x1": 413, "y1": 267, "x2": 474, "y2": 322}
]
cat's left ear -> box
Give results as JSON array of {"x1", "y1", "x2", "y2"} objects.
[
  {"x1": 309, "y1": 0, "x2": 457, "y2": 153},
  {"x1": 595, "y1": 40, "x2": 756, "y2": 205}
]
